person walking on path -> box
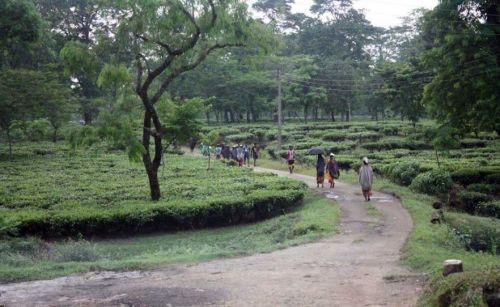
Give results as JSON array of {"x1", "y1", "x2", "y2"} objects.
[
  {"x1": 251, "y1": 143, "x2": 259, "y2": 167},
  {"x1": 326, "y1": 153, "x2": 340, "y2": 189},
  {"x1": 359, "y1": 157, "x2": 374, "y2": 201},
  {"x1": 316, "y1": 154, "x2": 326, "y2": 188},
  {"x1": 243, "y1": 145, "x2": 250, "y2": 166},
  {"x1": 236, "y1": 144, "x2": 244, "y2": 167},
  {"x1": 215, "y1": 144, "x2": 222, "y2": 160},
  {"x1": 287, "y1": 146, "x2": 296, "y2": 174}
]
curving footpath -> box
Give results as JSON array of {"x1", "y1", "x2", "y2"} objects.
[{"x1": 0, "y1": 168, "x2": 422, "y2": 306}]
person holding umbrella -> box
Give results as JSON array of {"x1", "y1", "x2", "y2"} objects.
[{"x1": 326, "y1": 153, "x2": 340, "y2": 189}]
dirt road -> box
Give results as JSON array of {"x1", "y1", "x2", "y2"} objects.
[{"x1": 0, "y1": 168, "x2": 422, "y2": 307}]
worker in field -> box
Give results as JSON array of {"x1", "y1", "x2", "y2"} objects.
[
  {"x1": 215, "y1": 144, "x2": 222, "y2": 160},
  {"x1": 287, "y1": 146, "x2": 296, "y2": 174},
  {"x1": 326, "y1": 153, "x2": 340, "y2": 189},
  {"x1": 359, "y1": 157, "x2": 374, "y2": 201},
  {"x1": 251, "y1": 143, "x2": 259, "y2": 167},
  {"x1": 243, "y1": 144, "x2": 250, "y2": 166},
  {"x1": 316, "y1": 154, "x2": 325, "y2": 188}
]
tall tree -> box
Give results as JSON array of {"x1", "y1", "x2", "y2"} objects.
[
  {"x1": 97, "y1": 0, "x2": 274, "y2": 200},
  {"x1": 422, "y1": 0, "x2": 500, "y2": 133}
]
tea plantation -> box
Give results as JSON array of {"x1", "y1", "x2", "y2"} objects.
[
  {"x1": 203, "y1": 120, "x2": 500, "y2": 220},
  {"x1": 202, "y1": 119, "x2": 500, "y2": 306},
  {"x1": 0, "y1": 142, "x2": 306, "y2": 238}
]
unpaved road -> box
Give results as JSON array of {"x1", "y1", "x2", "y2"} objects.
[{"x1": 0, "y1": 168, "x2": 422, "y2": 307}]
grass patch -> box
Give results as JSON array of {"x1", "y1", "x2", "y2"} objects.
[{"x1": 0, "y1": 192, "x2": 340, "y2": 282}]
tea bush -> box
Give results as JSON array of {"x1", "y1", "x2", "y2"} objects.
[
  {"x1": 0, "y1": 146, "x2": 306, "y2": 238},
  {"x1": 445, "y1": 213, "x2": 500, "y2": 254},
  {"x1": 390, "y1": 161, "x2": 422, "y2": 186},
  {"x1": 419, "y1": 266, "x2": 500, "y2": 307},
  {"x1": 458, "y1": 191, "x2": 494, "y2": 214},
  {"x1": 476, "y1": 201, "x2": 500, "y2": 219},
  {"x1": 410, "y1": 170, "x2": 453, "y2": 196}
]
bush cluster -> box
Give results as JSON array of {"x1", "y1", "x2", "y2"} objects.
[
  {"x1": 13, "y1": 189, "x2": 305, "y2": 238},
  {"x1": 410, "y1": 170, "x2": 453, "y2": 196},
  {"x1": 475, "y1": 201, "x2": 500, "y2": 219},
  {"x1": 445, "y1": 213, "x2": 500, "y2": 254},
  {"x1": 389, "y1": 161, "x2": 422, "y2": 186},
  {"x1": 458, "y1": 191, "x2": 494, "y2": 214},
  {"x1": 451, "y1": 168, "x2": 500, "y2": 186}
]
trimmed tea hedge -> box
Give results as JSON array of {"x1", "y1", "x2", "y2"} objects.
[
  {"x1": 445, "y1": 213, "x2": 500, "y2": 254},
  {"x1": 1, "y1": 148, "x2": 306, "y2": 238},
  {"x1": 9, "y1": 189, "x2": 305, "y2": 238}
]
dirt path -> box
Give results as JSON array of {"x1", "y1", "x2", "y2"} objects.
[{"x1": 0, "y1": 168, "x2": 422, "y2": 307}]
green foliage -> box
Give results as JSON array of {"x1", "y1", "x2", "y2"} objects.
[
  {"x1": 158, "y1": 97, "x2": 204, "y2": 144},
  {"x1": 410, "y1": 170, "x2": 453, "y2": 196},
  {"x1": 390, "y1": 161, "x2": 422, "y2": 186},
  {"x1": 458, "y1": 191, "x2": 493, "y2": 214},
  {"x1": 445, "y1": 213, "x2": 500, "y2": 254},
  {"x1": 97, "y1": 63, "x2": 131, "y2": 91},
  {"x1": 59, "y1": 41, "x2": 99, "y2": 78},
  {"x1": 0, "y1": 216, "x2": 18, "y2": 239},
  {"x1": 422, "y1": 0, "x2": 500, "y2": 133},
  {"x1": 0, "y1": 146, "x2": 306, "y2": 238},
  {"x1": 475, "y1": 201, "x2": 500, "y2": 219},
  {"x1": 419, "y1": 266, "x2": 500, "y2": 307},
  {"x1": 451, "y1": 168, "x2": 500, "y2": 186}
]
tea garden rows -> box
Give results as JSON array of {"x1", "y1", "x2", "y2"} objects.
[
  {"x1": 202, "y1": 120, "x2": 500, "y2": 254},
  {"x1": 0, "y1": 143, "x2": 306, "y2": 238}
]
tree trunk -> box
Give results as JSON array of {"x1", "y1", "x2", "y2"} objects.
[
  {"x1": 443, "y1": 260, "x2": 463, "y2": 277},
  {"x1": 330, "y1": 111, "x2": 335, "y2": 122},
  {"x1": 141, "y1": 110, "x2": 163, "y2": 201},
  {"x1": 215, "y1": 111, "x2": 220, "y2": 123},
  {"x1": 83, "y1": 111, "x2": 93, "y2": 125},
  {"x1": 206, "y1": 112, "x2": 210, "y2": 124}
]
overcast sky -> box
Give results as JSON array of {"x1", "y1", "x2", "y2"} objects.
[{"x1": 248, "y1": 0, "x2": 438, "y2": 28}]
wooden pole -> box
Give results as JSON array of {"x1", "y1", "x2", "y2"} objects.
[{"x1": 277, "y1": 68, "x2": 283, "y2": 150}]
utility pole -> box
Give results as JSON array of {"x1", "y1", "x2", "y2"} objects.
[{"x1": 277, "y1": 68, "x2": 283, "y2": 150}]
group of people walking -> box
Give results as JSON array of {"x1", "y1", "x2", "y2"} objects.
[
  {"x1": 213, "y1": 143, "x2": 260, "y2": 167},
  {"x1": 315, "y1": 153, "x2": 374, "y2": 201},
  {"x1": 286, "y1": 146, "x2": 374, "y2": 200}
]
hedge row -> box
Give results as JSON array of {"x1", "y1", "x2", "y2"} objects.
[
  {"x1": 451, "y1": 168, "x2": 500, "y2": 186},
  {"x1": 445, "y1": 213, "x2": 500, "y2": 254},
  {"x1": 419, "y1": 266, "x2": 500, "y2": 307},
  {"x1": 8, "y1": 189, "x2": 305, "y2": 238}
]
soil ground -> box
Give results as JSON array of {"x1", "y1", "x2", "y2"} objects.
[{"x1": 0, "y1": 168, "x2": 423, "y2": 307}]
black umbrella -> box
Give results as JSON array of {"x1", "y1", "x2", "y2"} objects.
[{"x1": 307, "y1": 147, "x2": 325, "y2": 155}]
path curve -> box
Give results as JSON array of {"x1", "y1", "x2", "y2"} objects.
[{"x1": 0, "y1": 168, "x2": 422, "y2": 307}]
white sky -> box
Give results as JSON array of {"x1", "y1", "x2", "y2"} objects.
[{"x1": 247, "y1": 0, "x2": 438, "y2": 28}]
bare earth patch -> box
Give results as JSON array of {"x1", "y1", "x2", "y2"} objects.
[{"x1": 0, "y1": 168, "x2": 423, "y2": 306}]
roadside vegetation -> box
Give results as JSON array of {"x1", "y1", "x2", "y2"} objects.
[{"x1": 205, "y1": 119, "x2": 500, "y2": 306}]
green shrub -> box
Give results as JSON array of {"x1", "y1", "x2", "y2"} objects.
[
  {"x1": 451, "y1": 168, "x2": 500, "y2": 186},
  {"x1": 225, "y1": 133, "x2": 255, "y2": 143},
  {"x1": 466, "y1": 183, "x2": 500, "y2": 196},
  {"x1": 476, "y1": 201, "x2": 500, "y2": 219},
  {"x1": 460, "y1": 138, "x2": 487, "y2": 148},
  {"x1": 419, "y1": 266, "x2": 500, "y2": 307},
  {"x1": 410, "y1": 170, "x2": 453, "y2": 196},
  {"x1": 322, "y1": 131, "x2": 346, "y2": 142},
  {"x1": 486, "y1": 173, "x2": 500, "y2": 185},
  {"x1": 458, "y1": 191, "x2": 493, "y2": 214},
  {"x1": 390, "y1": 161, "x2": 422, "y2": 186},
  {"x1": 445, "y1": 213, "x2": 500, "y2": 254}
]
